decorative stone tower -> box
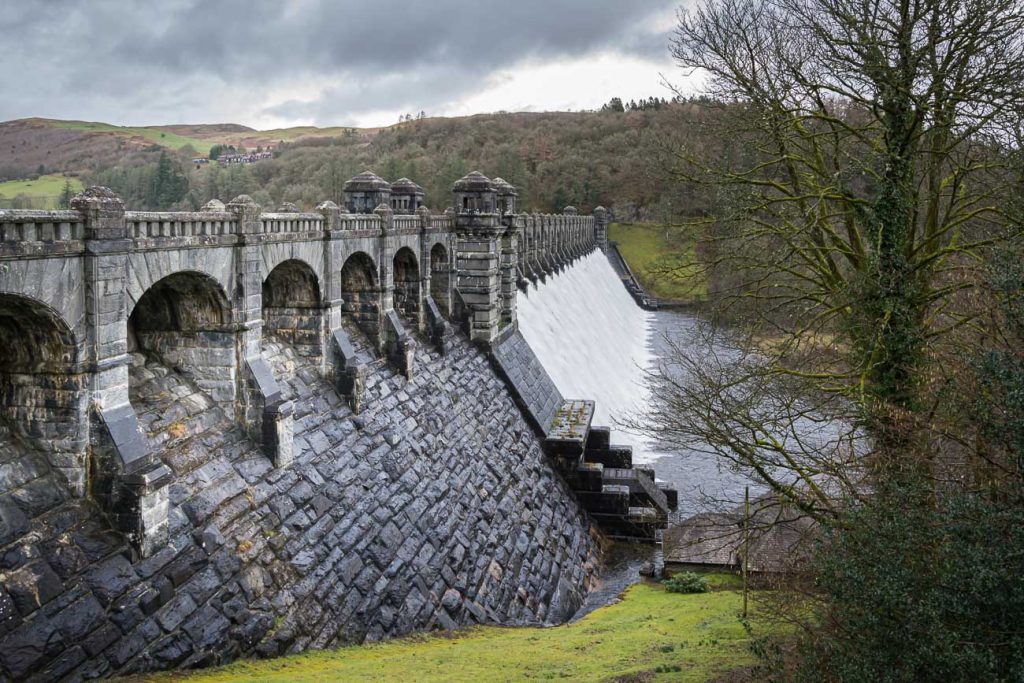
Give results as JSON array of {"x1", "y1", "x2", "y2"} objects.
[
  {"x1": 453, "y1": 171, "x2": 504, "y2": 345},
  {"x1": 390, "y1": 177, "x2": 426, "y2": 214},
  {"x1": 342, "y1": 171, "x2": 391, "y2": 214},
  {"x1": 493, "y1": 177, "x2": 519, "y2": 215}
]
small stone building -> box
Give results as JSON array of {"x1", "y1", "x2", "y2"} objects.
[{"x1": 664, "y1": 495, "x2": 818, "y2": 574}]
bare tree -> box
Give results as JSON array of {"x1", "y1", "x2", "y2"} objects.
[{"x1": 647, "y1": 0, "x2": 1024, "y2": 501}]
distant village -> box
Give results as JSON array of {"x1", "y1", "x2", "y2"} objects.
[{"x1": 192, "y1": 147, "x2": 273, "y2": 169}]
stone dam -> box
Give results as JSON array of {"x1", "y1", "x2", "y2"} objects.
[{"x1": 0, "y1": 171, "x2": 677, "y2": 679}]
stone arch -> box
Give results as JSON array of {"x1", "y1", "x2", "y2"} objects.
[
  {"x1": 429, "y1": 242, "x2": 452, "y2": 315},
  {"x1": 126, "y1": 250, "x2": 235, "y2": 321},
  {"x1": 340, "y1": 251, "x2": 381, "y2": 342},
  {"x1": 393, "y1": 247, "x2": 421, "y2": 323},
  {"x1": 0, "y1": 293, "x2": 87, "y2": 496},
  {"x1": 129, "y1": 271, "x2": 237, "y2": 415},
  {"x1": 262, "y1": 259, "x2": 323, "y2": 359}
]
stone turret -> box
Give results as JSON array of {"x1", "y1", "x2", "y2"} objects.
[
  {"x1": 493, "y1": 177, "x2": 519, "y2": 215},
  {"x1": 390, "y1": 177, "x2": 425, "y2": 214},
  {"x1": 453, "y1": 170, "x2": 496, "y2": 213},
  {"x1": 452, "y1": 172, "x2": 506, "y2": 345},
  {"x1": 343, "y1": 171, "x2": 391, "y2": 214}
]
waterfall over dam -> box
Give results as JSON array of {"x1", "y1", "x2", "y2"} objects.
[{"x1": 517, "y1": 251, "x2": 655, "y2": 461}]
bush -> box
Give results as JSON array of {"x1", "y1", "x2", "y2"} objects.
[
  {"x1": 663, "y1": 572, "x2": 710, "y2": 594},
  {"x1": 783, "y1": 480, "x2": 1024, "y2": 683}
]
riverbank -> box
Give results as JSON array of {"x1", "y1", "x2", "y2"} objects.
[
  {"x1": 131, "y1": 577, "x2": 760, "y2": 683},
  {"x1": 607, "y1": 223, "x2": 705, "y2": 308}
]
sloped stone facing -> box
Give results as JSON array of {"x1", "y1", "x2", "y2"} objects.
[
  {"x1": 0, "y1": 328, "x2": 601, "y2": 679},
  {"x1": 491, "y1": 331, "x2": 563, "y2": 436}
]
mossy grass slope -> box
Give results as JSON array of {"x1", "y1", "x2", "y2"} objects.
[
  {"x1": 43, "y1": 119, "x2": 213, "y2": 154},
  {"x1": 609, "y1": 222, "x2": 705, "y2": 302},
  {"x1": 137, "y1": 579, "x2": 761, "y2": 683},
  {"x1": 0, "y1": 174, "x2": 83, "y2": 208}
]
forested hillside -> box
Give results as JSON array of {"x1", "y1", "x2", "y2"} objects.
[{"x1": 0, "y1": 103, "x2": 711, "y2": 219}]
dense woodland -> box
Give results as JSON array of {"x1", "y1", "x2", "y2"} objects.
[{"x1": 81, "y1": 103, "x2": 713, "y2": 220}]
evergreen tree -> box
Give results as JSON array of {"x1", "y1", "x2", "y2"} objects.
[{"x1": 56, "y1": 178, "x2": 75, "y2": 209}]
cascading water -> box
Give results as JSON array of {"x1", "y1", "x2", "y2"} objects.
[
  {"x1": 517, "y1": 250, "x2": 655, "y2": 458},
  {"x1": 518, "y1": 249, "x2": 760, "y2": 517}
]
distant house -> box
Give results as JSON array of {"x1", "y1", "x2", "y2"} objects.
[
  {"x1": 664, "y1": 495, "x2": 818, "y2": 575},
  {"x1": 217, "y1": 150, "x2": 273, "y2": 166}
]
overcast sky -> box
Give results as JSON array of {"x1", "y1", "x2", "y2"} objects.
[{"x1": 0, "y1": 1, "x2": 686, "y2": 130}]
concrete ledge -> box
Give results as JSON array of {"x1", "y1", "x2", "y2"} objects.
[
  {"x1": 242, "y1": 355, "x2": 294, "y2": 467},
  {"x1": 90, "y1": 402, "x2": 169, "y2": 557},
  {"x1": 331, "y1": 326, "x2": 369, "y2": 412},
  {"x1": 384, "y1": 310, "x2": 416, "y2": 378}
]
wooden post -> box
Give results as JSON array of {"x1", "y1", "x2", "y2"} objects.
[{"x1": 742, "y1": 486, "x2": 750, "y2": 618}]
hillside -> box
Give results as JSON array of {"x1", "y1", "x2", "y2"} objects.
[{"x1": 0, "y1": 105, "x2": 707, "y2": 217}]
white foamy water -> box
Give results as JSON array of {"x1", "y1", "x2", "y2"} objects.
[{"x1": 517, "y1": 250, "x2": 657, "y2": 459}]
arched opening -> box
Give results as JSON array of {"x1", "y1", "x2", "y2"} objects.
[
  {"x1": 0, "y1": 294, "x2": 85, "y2": 496},
  {"x1": 340, "y1": 252, "x2": 380, "y2": 342},
  {"x1": 393, "y1": 247, "x2": 421, "y2": 323},
  {"x1": 129, "y1": 271, "x2": 235, "y2": 415},
  {"x1": 263, "y1": 260, "x2": 322, "y2": 359},
  {"x1": 430, "y1": 243, "x2": 452, "y2": 315}
]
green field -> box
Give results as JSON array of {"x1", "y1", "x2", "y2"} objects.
[
  {"x1": 45, "y1": 119, "x2": 214, "y2": 154},
  {"x1": 138, "y1": 579, "x2": 763, "y2": 683},
  {"x1": 0, "y1": 174, "x2": 83, "y2": 209},
  {"x1": 609, "y1": 222, "x2": 705, "y2": 302}
]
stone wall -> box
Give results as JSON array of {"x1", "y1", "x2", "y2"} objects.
[
  {"x1": 134, "y1": 331, "x2": 237, "y2": 414},
  {"x1": 0, "y1": 329, "x2": 602, "y2": 680},
  {"x1": 262, "y1": 307, "x2": 322, "y2": 360},
  {"x1": 490, "y1": 331, "x2": 564, "y2": 436},
  {"x1": 0, "y1": 373, "x2": 86, "y2": 495}
]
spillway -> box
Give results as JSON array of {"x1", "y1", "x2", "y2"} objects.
[
  {"x1": 517, "y1": 250, "x2": 762, "y2": 516},
  {"x1": 517, "y1": 250, "x2": 655, "y2": 459}
]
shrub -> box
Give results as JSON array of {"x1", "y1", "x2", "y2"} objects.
[{"x1": 663, "y1": 572, "x2": 710, "y2": 594}]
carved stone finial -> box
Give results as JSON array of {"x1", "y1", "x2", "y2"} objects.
[
  {"x1": 226, "y1": 194, "x2": 259, "y2": 208},
  {"x1": 202, "y1": 199, "x2": 226, "y2": 212},
  {"x1": 71, "y1": 186, "x2": 123, "y2": 211}
]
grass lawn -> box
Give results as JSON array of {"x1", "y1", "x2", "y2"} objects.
[
  {"x1": 137, "y1": 578, "x2": 763, "y2": 683},
  {"x1": 609, "y1": 223, "x2": 705, "y2": 302},
  {"x1": 0, "y1": 174, "x2": 83, "y2": 209},
  {"x1": 44, "y1": 119, "x2": 213, "y2": 154}
]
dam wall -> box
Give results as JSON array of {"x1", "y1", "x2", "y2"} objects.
[{"x1": 0, "y1": 172, "x2": 679, "y2": 680}]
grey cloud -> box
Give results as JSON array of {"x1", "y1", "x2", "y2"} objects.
[{"x1": 0, "y1": 0, "x2": 679, "y2": 125}]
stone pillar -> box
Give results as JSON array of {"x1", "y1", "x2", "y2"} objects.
[
  {"x1": 418, "y1": 206, "x2": 434, "y2": 327},
  {"x1": 317, "y1": 200, "x2": 345, "y2": 378},
  {"x1": 594, "y1": 206, "x2": 609, "y2": 251},
  {"x1": 455, "y1": 211, "x2": 503, "y2": 345},
  {"x1": 228, "y1": 195, "x2": 294, "y2": 467},
  {"x1": 75, "y1": 186, "x2": 169, "y2": 557},
  {"x1": 375, "y1": 203, "x2": 395, "y2": 318},
  {"x1": 499, "y1": 218, "x2": 519, "y2": 330}
]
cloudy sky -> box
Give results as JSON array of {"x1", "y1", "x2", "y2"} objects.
[{"x1": 0, "y1": 1, "x2": 686, "y2": 130}]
